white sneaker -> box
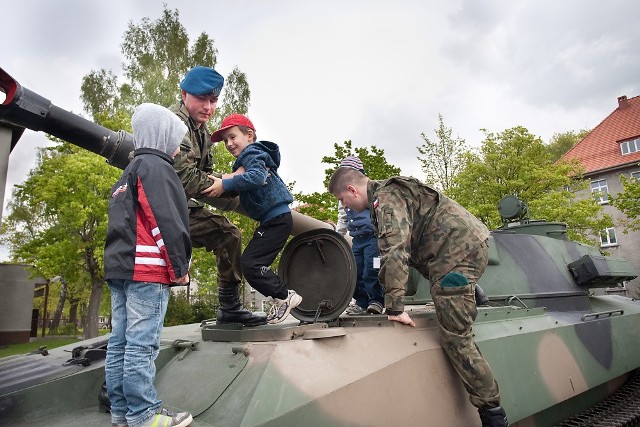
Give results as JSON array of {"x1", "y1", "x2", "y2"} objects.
[{"x1": 266, "y1": 290, "x2": 302, "y2": 324}]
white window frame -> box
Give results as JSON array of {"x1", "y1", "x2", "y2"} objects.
[
  {"x1": 620, "y1": 138, "x2": 640, "y2": 155},
  {"x1": 600, "y1": 227, "x2": 618, "y2": 247},
  {"x1": 590, "y1": 179, "x2": 609, "y2": 204}
]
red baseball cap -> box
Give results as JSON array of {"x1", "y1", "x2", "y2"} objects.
[{"x1": 211, "y1": 114, "x2": 255, "y2": 142}]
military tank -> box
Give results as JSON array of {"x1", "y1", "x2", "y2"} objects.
[{"x1": 2, "y1": 66, "x2": 640, "y2": 426}]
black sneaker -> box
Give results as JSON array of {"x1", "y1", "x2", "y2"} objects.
[{"x1": 366, "y1": 302, "x2": 384, "y2": 314}]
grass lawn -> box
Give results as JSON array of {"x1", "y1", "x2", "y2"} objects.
[{"x1": 0, "y1": 337, "x2": 82, "y2": 359}]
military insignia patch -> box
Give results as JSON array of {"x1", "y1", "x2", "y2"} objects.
[{"x1": 373, "y1": 198, "x2": 379, "y2": 209}]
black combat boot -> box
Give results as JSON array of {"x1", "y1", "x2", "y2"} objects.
[
  {"x1": 479, "y1": 406, "x2": 510, "y2": 427},
  {"x1": 217, "y1": 285, "x2": 267, "y2": 326}
]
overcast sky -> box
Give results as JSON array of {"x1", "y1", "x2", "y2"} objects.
[{"x1": 2, "y1": 0, "x2": 640, "y2": 260}]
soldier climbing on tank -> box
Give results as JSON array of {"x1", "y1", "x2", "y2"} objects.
[
  {"x1": 169, "y1": 66, "x2": 266, "y2": 326},
  {"x1": 329, "y1": 168, "x2": 510, "y2": 427}
]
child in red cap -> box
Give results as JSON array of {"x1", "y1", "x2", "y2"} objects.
[{"x1": 209, "y1": 114, "x2": 302, "y2": 324}]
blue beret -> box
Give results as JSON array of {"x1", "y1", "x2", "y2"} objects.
[{"x1": 180, "y1": 66, "x2": 224, "y2": 96}]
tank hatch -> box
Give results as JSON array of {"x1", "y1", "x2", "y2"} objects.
[{"x1": 279, "y1": 228, "x2": 356, "y2": 323}]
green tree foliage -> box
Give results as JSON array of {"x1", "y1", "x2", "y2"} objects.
[
  {"x1": 212, "y1": 67, "x2": 251, "y2": 126},
  {"x1": 447, "y1": 126, "x2": 612, "y2": 243},
  {"x1": 321, "y1": 140, "x2": 401, "y2": 184},
  {"x1": 80, "y1": 4, "x2": 249, "y2": 128},
  {"x1": 546, "y1": 129, "x2": 590, "y2": 162},
  {"x1": 1, "y1": 143, "x2": 121, "y2": 338},
  {"x1": 164, "y1": 290, "x2": 194, "y2": 326},
  {"x1": 293, "y1": 140, "x2": 401, "y2": 224},
  {"x1": 417, "y1": 114, "x2": 468, "y2": 191},
  {"x1": 610, "y1": 173, "x2": 640, "y2": 233},
  {"x1": 81, "y1": 6, "x2": 218, "y2": 118}
]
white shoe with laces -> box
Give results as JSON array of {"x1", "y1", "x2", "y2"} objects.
[{"x1": 266, "y1": 290, "x2": 302, "y2": 324}]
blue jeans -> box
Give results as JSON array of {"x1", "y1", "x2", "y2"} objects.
[
  {"x1": 351, "y1": 234, "x2": 384, "y2": 308},
  {"x1": 105, "y1": 279, "x2": 169, "y2": 427}
]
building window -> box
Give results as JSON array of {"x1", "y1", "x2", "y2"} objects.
[
  {"x1": 600, "y1": 227, "x2": 618, "y2": 247},
  {"x1": 631, "y1": 171, "x2": 640, "y2": 180},
  {"x1": 590, "y1": 179, "x2": 609, "y2": 204},
  {"x1": 620, "y1": 138, "x2": 640, "y2": 155}
]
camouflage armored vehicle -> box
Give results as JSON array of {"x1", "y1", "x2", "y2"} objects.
[{"x1": 1, "y1": 67, "x2": 640, "y2": 426}]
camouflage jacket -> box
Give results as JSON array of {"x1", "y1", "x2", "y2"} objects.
[
  {"x1": 168, "y1": 102, "x2": 221, "y2": 208},
  {"x1": 368, "y1": 177, "x2": 489, "y2": 313}
]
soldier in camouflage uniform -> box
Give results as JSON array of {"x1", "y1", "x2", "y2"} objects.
[
  {"x1": 329, "y1": 168, "x2": 509, "y2": 427},
  {"x1": 169, "y1": 66, "x2": 266, "y2": 326}
]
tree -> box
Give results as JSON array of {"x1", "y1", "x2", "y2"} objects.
[
  {"x1": 4, "y1": 5, "x2": 251, "y2": 334},
  {"x1": 293, "y1": 140, "x2": 401, "y2": 223},
  {"x1": 447, "y1": 126, "x2": 612, "y2": 244},
  {"x1": 80, "y1": 4, "x2": 249, "y2": 129},
  {"x1": 320, "y1": 140, "x2": 401, "y2": 183},
  {"x1": 610, "y1": 173, "x2": 640, "y2": 233},
  {"x1": 79, "y1": 5, "x2": 253, "y2": 295},
  {"x1": 1, "y1": 143, "x2": 121, "y2": 338},
  {"x1": 547, "y1": 129, "x2": 590, "y2": 162},
  {"x1": 417, "y1": 114, "x2": 468, "y2": 191}
]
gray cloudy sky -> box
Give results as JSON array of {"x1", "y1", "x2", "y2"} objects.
[{"x1": 2, "y1": 0, "x2": 640, "y2": 260}]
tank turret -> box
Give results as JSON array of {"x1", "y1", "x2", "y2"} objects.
[{"x1": 2, "y1": 69, "x2": 640, "y2": 427}]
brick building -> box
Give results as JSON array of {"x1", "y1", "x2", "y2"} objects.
[{"x1": 562, "y1": 95, "x2": 640, "y2": 297}]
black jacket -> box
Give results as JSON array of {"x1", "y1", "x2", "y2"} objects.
[{"x1": 104, "y1": 148, "x2": 191, "y2": 285}]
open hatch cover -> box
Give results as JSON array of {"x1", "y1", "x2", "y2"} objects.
[{"x1": 279, "y1": 229, "x2": 356, "y2": 323}]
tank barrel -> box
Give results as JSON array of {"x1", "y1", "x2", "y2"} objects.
[{"x1": 0, "y1": 67, "x2": 133, "y2": 169}]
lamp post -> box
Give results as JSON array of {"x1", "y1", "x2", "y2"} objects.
[{"x1": 41, "y1": 281, "x2": 49, "y2": 338}]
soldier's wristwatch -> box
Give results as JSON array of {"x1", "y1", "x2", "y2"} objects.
[{"x1": 386, "y1": 309, "x2": 403, "y2": 316}]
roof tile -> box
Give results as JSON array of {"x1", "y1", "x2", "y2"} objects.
[{"x1": 562, "y1": 95, "x2": 640, "y2": 173}]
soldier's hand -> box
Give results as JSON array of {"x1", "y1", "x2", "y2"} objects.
[
  {"x1": 202, "y1": 177, "x2": 225, "y2": 197},
  {"x1": 388, "y1": 311, "x2": 416, "y2": 327}
]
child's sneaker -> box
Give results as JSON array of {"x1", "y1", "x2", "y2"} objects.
[
  {"x1": 140, "y1": 408, "x2": 192, "y2": 427},
  {"x1": 345, "y1": 304, "x2": 366, "y2": 315},
  {"x1": 366, "y1": 302, "x2": 384, "y2": 314},
  {"x1": 267, "y1": 290, "x2": 302, "y2": 324}
]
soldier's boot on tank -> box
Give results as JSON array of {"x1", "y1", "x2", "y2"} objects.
[
  {"x1": 217, "y1": 285, "x2": 267, "y2": 326},
  {"x1": 479, "y1": 406, "x2": 509, "y2": 427}
]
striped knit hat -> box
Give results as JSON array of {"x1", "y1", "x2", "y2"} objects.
[{"x1": 339, "y1": 156, "x2": 366, "y2": 175}]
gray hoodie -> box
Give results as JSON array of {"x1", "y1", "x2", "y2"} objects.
[{"x1": 132, "y1": 103, "x2": 187, "y2": 156}]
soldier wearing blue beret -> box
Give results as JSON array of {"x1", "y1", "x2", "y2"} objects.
[{"x1": 170, "y1": 66, "x2": 267, "y2": 327}]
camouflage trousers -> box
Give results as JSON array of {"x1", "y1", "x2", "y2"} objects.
[
  {"x1": 189, "y1": 207, "x2": 243, "y2": 289},
  {"x1": 430, "y1": 240, "x2": 501, "y2": 409}
]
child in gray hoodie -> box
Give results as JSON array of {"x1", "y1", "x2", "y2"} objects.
[{"x1": 104, "y1": 103, "x2": 193, "y2": 427}]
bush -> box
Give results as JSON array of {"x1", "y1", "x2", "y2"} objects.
[{"x1": 164, "y1": 290, "x2": 193, "y2": 326}]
